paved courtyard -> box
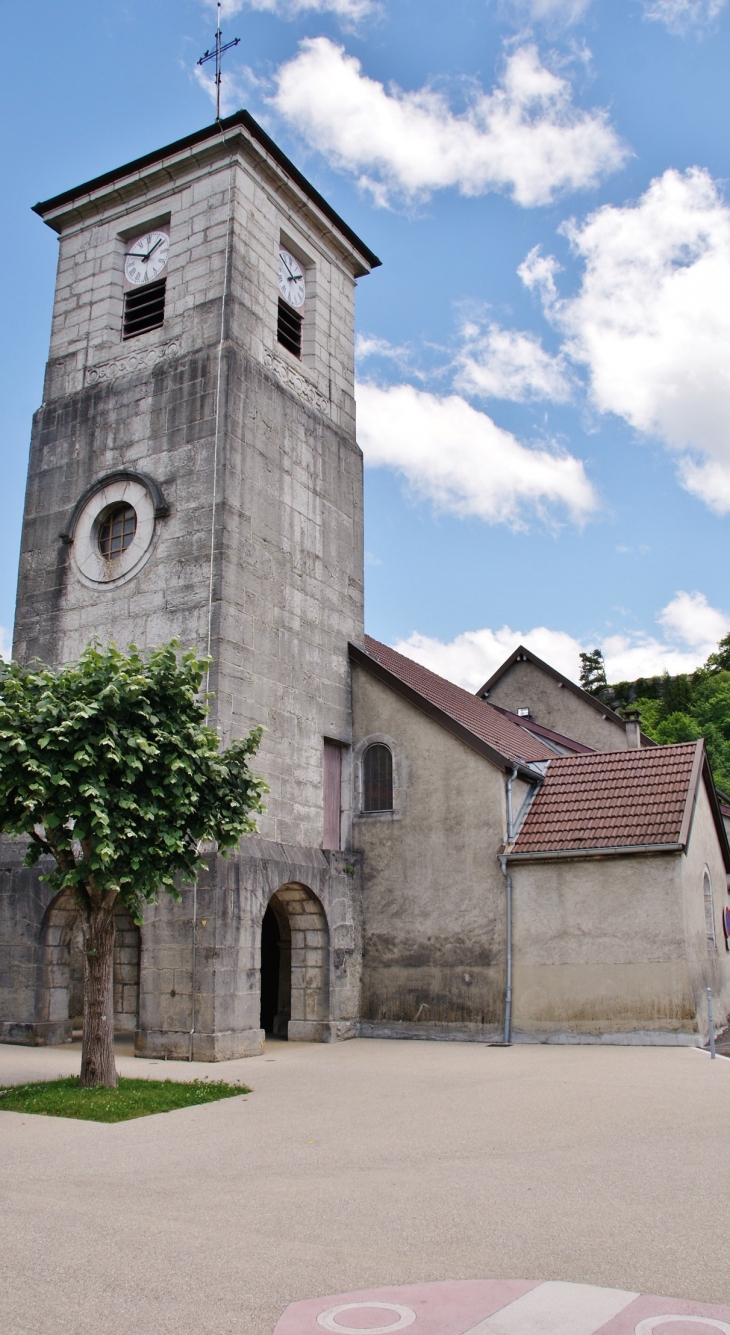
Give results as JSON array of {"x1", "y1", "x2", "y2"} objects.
[{"x1": 1, "y1": 1038, "x2": 729, "y2": 1335}]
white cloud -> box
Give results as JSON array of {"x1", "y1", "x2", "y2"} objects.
[
  {"x1": 394, "y1": 624, "x2": 584, "y2": 691},
  {"x1": 455, "y1": 320, "x2": 571, "y2": 402},
  {"x1": 640, "y1": 0, "x2": 727, "y2": 32},
  {"x1": 356, "y1": 381, "x2": 597, "y2": 526},
  {"x1": 210, "y1": 0, "x2": 375, "y2": 17},
  {"x1": 0, "y1": 626, "x2": 11, "y2": 660},
  {"x1": 548, "y1": 167, "x2": 730, "y2": 511},
  {"x1": 518, "y1": 245, "x2": 563, "y2": 310},
  {"x1": 271, "y1": 39, "x2": 627, "y2": 207},
  {"x1": 390, "y1": 591, "x2": 730, "y2": 694},
  {"x1": 658, "y1": 590, "x2": 730, "y2": 650},
  {"x1": 194, "y1": 64, "x2": 254, "y2": 116},
  {"x1": 503, "y1": 0, "x2": 593, "y2": 21},
  {"x1": 355, "y1": 333, "x2": 413, "y2": 368}
]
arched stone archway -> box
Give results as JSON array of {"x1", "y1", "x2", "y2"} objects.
[
  {"x1": 39, "y1": 890, "x2": 141, "y2": 1040},
  {"x1": 260, "y1": 884, "x2": 330, "y2": 1042}
]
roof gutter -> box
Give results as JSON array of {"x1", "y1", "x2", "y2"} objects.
[{"x1": 506, "y1": 841, "x2": 685, "y2": 864}]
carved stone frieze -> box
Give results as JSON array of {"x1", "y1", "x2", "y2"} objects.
[
  {"x1": 263, "y1": 349, "x2": 330, "y2": 415},
  {"x1": 85, "y1": 339, "x2": 182, "y2": 386}
]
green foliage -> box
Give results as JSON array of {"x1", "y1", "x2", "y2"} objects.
[
  {"x1": 652, "y1": 711, "x2": 703, "y2": 746},
  {"x1": 0, "y1": 1075, "x2": 250, "y2": 1122},
  {"x1": 579, "y1": 648, "x2": 608, "y2": 696},
  {"x1": 0, "y1": 641, "x2": 267, "y2": 920},
  {"x1": 605, "y1": 647, "x2": 730, "y2": 794},
  {"x1": 705, "y1": 631, "x2": 730, "y2": 675}
]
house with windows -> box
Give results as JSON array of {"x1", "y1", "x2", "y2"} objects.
[{"x1": 2, "y1": 112, "x2": 729, "y2": 1056}]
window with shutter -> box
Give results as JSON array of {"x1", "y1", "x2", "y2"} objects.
[{"x1": 363, "y1": 744, "x2": 393, "y2": 812}]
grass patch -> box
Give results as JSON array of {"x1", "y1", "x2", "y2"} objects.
[{"x1": 0, "y1": 1075, "x2": 250, "y2": 1123}]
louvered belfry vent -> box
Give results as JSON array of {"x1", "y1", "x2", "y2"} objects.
[
  {"x1": 123, "y1": 278, "x2": 166, "y2": 339},
  {"x1": 277, "y1": 298, "x2": 302, "y2": 358}
]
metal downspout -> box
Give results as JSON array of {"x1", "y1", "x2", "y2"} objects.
[{"x1": 501, "y1": 768, "x2": 518, "y2": 1045}]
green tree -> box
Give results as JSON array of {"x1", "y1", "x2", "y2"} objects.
[
  {"x1": 0, "y1": 642, "x2": 266, "y2": 1089},
  {"x1": 705, "y1": 631, "x2": 730, "y2": 674},
  {"x1": 652, "y1": 711, "x2": 703, "y2": 745},
  {"x1": 579, "y1": 649, "x2": 608, "y2": 696}
]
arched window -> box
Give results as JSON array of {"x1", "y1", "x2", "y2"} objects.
[
  {"x1": 704, "y1": 869, "x2": 716, "y2": 950},
  {"x1": 363, "y1": 744, "x2": 393, "y2": 812}
]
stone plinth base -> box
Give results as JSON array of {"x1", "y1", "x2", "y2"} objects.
[
  {"x1": 135, "y1": 1027, "x2": 265, "y2": 1061},
  {"x1": 0, "y1": 1020, "x2": 73, "y2": 1046},
  {"x1": 358, "y1": 1020, "x2": 502, "y2": 1043},
  {"x1": 287, "y1": 1019, "x2": 358, "y2": 1042}
]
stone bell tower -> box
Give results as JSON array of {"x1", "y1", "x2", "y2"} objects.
[{"x1": 2, "y1": 112, "x2": 380, "y2": 1058}]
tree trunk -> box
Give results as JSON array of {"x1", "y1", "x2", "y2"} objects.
[{"x1": 80, "y1": 902, "x2": 118, "y2": 1088}]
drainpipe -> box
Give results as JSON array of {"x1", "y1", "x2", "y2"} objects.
[{"x1": 500, "y1": 768, "x2": 518, "y2": 1045}]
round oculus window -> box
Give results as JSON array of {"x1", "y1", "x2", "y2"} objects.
[{"x1": 71, "y1": 477, "x2": 158, "y2": 587}]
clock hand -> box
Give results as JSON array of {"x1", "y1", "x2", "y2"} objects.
[{"x1": 127, "y1": 239, "x2": 165, "y2": 265}]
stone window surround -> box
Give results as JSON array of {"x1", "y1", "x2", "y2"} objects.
[
  {"x1": 279, "y1": 227, "x2": 317, "y2": 370},
  {"x1": 353, "y1": 733, "x2": 408, "y2": 823},
  {"x1": 61, "y1": 468, "x2": 169, "y2": 590}
]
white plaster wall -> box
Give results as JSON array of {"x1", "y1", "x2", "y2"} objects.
[
  {"x1": 351, "y1": 666, "x2": 510, "y2": 1032},
  {"x1": 510, "y1": 852, "x2": 698, "y2": 1037},
  {"x1": 487, "y1": 660, "x2": 627, "y2": 752}
]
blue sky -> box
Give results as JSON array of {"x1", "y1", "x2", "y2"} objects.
[{"x1": 2, "y1": 0, "x2": 730, "y2": 687}]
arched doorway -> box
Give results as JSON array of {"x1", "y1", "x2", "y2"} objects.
[
  {"x1": 41, "y1": 891, "x2": 141, "y2": 1038},
  {"x1": 260, "y1": 885, "x2": 330, "y2": 1040}
]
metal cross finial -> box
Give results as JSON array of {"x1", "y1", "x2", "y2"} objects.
[{"x1": 198, "y1": 2, "x2": 241, "y2": 123}]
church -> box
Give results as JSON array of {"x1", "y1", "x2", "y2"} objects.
[{"x1": 1, "y1": 112, "x2": 729, "y2": 1056}]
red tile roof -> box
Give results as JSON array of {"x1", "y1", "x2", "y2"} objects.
[
  {"x1": 360, "y1": 636, "x2": 555, "y2": 768},
  {"x1": 511, "y1": 742, "x2": 703, "y2": 855}
]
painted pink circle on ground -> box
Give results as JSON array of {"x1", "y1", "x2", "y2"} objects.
[
  {"x1": 316, "y1": 1303, "x2": 416, "y2": 1333},
  {"x1": 635, "y1": 1321, "x2": 730, "y2": 1335},
  {"x1": 275, "y1": 1280, "x2": 730, "y2": 1335}
]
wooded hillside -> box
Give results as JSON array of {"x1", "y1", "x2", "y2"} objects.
[{"x1": 580, "y1": 636, "x2": 730, "y2": 794}]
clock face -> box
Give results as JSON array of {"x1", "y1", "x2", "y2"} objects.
[
  {"x1": 124, "y1": 230, "x2": 170, "y2": 287},
  {"x1": 278, "y1": 248, "x2": 306, "y2": 309}
]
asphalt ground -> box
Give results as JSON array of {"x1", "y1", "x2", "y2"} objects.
[{"x1": 0, "y1": 1038, "x2": 728, "y2": 1335}]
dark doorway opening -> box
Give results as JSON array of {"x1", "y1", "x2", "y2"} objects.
[{"x1": 260, "y1": 905, "x2": 281, "y2": 1034}]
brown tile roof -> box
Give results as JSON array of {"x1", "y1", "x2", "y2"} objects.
[
  {"x1": 490, "y1": 706, "x2": 594, "y2": 755},
  {"x1": 511, "y1": 742, "x2": 703, "y2": 856},
  {"x1": 358, "y1": 636, "x2": 555, "y2": 768}
]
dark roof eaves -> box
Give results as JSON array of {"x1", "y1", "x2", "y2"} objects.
[
  {"x1": 349, "y1": 642, "x2": 537, "y2": 776},
  {"x1": 477, "y1": 644, "x2": 627, "y2": 728},
  {"x1": 32, "y1": 110, "x2": 381, "y2": 271}
]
